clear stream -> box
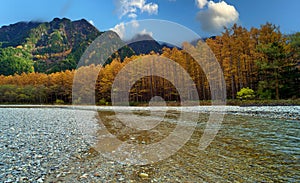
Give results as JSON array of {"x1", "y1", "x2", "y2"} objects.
[{"x1": 0, "y1": 106, "x2": 299, "y2": 182}]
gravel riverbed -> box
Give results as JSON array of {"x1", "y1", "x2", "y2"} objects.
[
  {"x1": 0, "y1": 108, "x2": 97, "y2": 182},
  {"x1": 0, "y1": 106, "x2": 299, "y2": 182}
]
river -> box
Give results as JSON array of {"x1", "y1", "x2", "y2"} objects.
[{"x1": 0, "y1": 106, "x2": 299, "y2": 182}]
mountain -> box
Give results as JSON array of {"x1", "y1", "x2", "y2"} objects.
[
  {"x1": 0, "y1": 21, "x2": 41, "y2": 48},
  {"x1": 0, "y1": 18, "x2": 175, "y2": 75},
  {"x1": 0, "y1": 18, "x2": 103, "y2": 73},
  {"x1": 127, "y1": 34, "x2": 162, "y2": 54}
]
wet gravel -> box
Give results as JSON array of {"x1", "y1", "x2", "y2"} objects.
[
  {"x1": 185, "y1": 105, "x2": 300, "y2": 120},
  {"x1": 69, "y1": 105, "x2": 300, "y2": 120},
  {"x1": 0, "y1": 108, "x2": 97, "y2": 183},
  {"x1": 0, "y1": 106, "x2": 299, "y2": 182}
]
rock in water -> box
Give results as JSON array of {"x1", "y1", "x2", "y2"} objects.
[{"x1": 139, "y1": 173, "x2": 149, "y2": 178}]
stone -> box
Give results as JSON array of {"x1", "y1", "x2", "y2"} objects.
[
  {"x1": 139, "y1": 173, "x2": 149, "y2": 178},
  {"x1": 80, "y1": 174, "x2": 88, "y2": 179},
  {"x1": 4, "y1": 179, "x2": 13, "y2": 183},
  {"x1": 37, "y1": 177, "x2": 44, "y2": 183},
  {"x1": 94, "y1": 172, "x2": 101, "y2": 177}
]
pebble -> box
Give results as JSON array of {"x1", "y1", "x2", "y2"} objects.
[
  {"x1": 139, "y1": 173, "x2": 149, "y2": 178},
  {"x1": 80, "y1": 173, "x2": 89, "y2": 179},
  {"x1": 94, "y1": 172, "x2": 101, "y2": 177},
  {"x1": 37, "y1": 177, "x2": 44, "y2": 183},
  {"x1": 4, "y1": 179, "x2": 13, "y2": 183},
  {"x1": 20, "y1": 177, "x2": 28, "y2": 181}
]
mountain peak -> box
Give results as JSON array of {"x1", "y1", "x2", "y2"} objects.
[
  {"x1": 127, "y1": 33, "x2": 162, "y2": 55},
  {"x1": 127, "y1": 33, "x2": 154, "y2": 43}
]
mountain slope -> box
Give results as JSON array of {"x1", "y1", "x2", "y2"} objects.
[
  {"x1": 0, "y1": 18, "x2": 103, "y2": 73},
  {"x1": 127, "y1": 34, "x2": 163, "y2": 54},
  {"x1": 0, "y1": 18, "x2": 171, "y2": 75},
  {"x1": 0, "y1": 21, "x2": 41, "y2": 48}
]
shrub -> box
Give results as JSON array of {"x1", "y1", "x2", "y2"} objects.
[
  {"x1": 55, "y1": 99, "x2": 65, "y2": 104},
  {"x1": 257, "y1": 89, "x2": 273, "y2": 99},
  {"x1": 98, "y1": 98, "x2": 108, "y2": 105},
  {"x1": 237, "y1": 87, "x2": 255, "y2": 100}
]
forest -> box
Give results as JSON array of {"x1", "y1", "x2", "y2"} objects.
[{"x1": 0, "y1": 23, "x2": 299, "y2": 104}]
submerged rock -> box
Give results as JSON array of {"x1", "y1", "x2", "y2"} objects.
[{"x1": 139, "y1": 173, "x2": 149, "y2": 178}]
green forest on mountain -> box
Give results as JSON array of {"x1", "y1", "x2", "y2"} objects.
[{"x1": 0, "y1": 22, "x2": 299, "y2": 104}]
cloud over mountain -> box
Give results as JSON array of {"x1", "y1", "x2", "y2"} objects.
[{"x1": 111, "y1": 20, "x2": 153, "y2": 40}]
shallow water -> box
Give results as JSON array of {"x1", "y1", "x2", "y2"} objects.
[
  {"x1": 92, "y1": 109, "x2": 300, "y2": 182},
  {"x1": 0, "y1": 106, "x2": 299, "y2": 182}
]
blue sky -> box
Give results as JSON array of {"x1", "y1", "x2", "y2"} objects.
[{"x1": 0, "y1": 0, "x2": 299, "y2": 39}]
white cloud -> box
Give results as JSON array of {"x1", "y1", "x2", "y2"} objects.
[
  {"x1": 196, "y1": 1, "x2": 239, "y2": 33},
  {"x1": 130, "y1": 19, "x2": 140, "y2": 28},
  {"x1": 128, "y1": 13, "x2": 138, "y2": 19},
  {"x1": 139, "y1": 29, "x2": 153, "y2": 37},
  {"x1": 196, "y1": 0, "x2": 207, "y2": 9},
  {"x1": 115, "y1": 0, "x2": 158, "y2": 19},
  {"x1": 111, "y1": 20, "x2": 140, "y2": 40},
  {"x1": 141, "y1": 2, "x2": 158, "y2": 14},
  {"x1": 88, "y1": 20, "x2": 95, "y2": 26},
  {"x1": 111, "y1": 22, "x2": 126, "y2": 39}
]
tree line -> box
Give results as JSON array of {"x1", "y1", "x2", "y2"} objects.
[
  {"x1": 0, "y1": 70, "x2": 74, "y2": 104},
  {"x1": 0, "y1": 23, "x2": 299, "y2": 104},
  {"x1": 207, "y1": 23, "x2": 299, "y2": 100}
]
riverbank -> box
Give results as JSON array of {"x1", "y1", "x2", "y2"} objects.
[
  {"x1": 0, "y1": 104, "x2": 299, "y2": 120},
  {"x1": 132, "y1": 99, "x2": 300, "y2": 106},
  {"x1": 1, "y1": 99, "x2": 300, "y2": 107},
  {"x1": 227, "y1": 99, "x2": 300, "y2": 106}
]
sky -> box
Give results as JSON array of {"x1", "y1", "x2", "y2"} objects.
[{"x1": 0, "y1": 0, "x2": 299, "y2": 41}]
